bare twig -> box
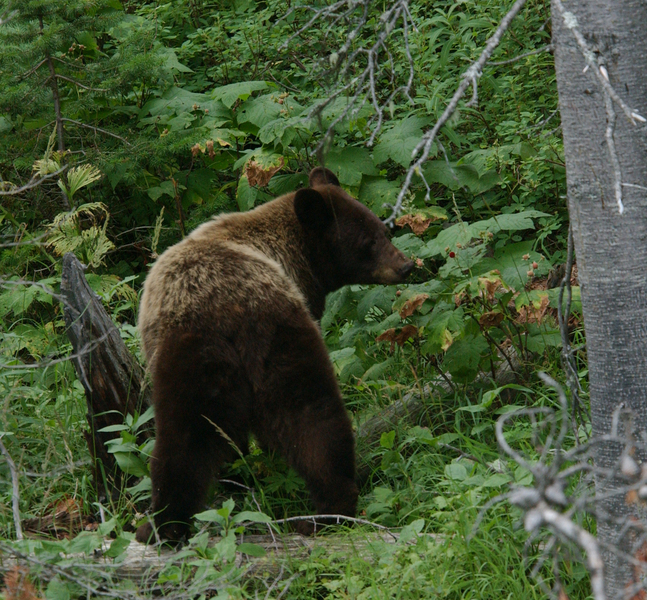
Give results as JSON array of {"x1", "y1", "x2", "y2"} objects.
[
  {"x1": 60, "y1": 118, "x2": 133, "y2": 146},
  {"x1": 489, "y1": 43, "x2": 553, "y2": 66},
  {"x1": 0, "y1": 438, "x2": 23, "y2": 540},
  {"x1": 384, "y1": 0, "x2": 530, "y2": 225},
  {"x1": 0, "y1": 165, "x2": 68, "y2": 196}
]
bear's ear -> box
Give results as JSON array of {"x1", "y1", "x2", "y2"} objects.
[
  {"x1": 294, "y1": 188, "x2": 334, "y2": 231},
  {"x1": 309, "y1": 167, "x2": 340, "y2": 188}
]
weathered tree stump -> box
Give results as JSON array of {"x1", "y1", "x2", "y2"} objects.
[{"x1": 60, "y1": 253, "x2": 151, "y2": 498}]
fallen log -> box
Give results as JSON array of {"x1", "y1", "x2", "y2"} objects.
[{"x1": 60, "y1": 253, "x2": 151, "y2": 498}]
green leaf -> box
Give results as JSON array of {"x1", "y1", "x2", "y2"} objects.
[
  {"x1": 361, "y1": 357, "x2": 394, "y2": 381},
  {"x1": 478, "y1": 241, "x2": 550, "y2": 290},
  {"x1": 236, "y1": 175, "x2": 257, "y2": 211},
  {"x1": 325, "y1": 147, "x2": 378, "y2": 187},
  {"x1": 46, "y1": 577, "x2": 72, "y2": 600},
  {"x1": 147, "y1": 181, "x2": 175, "y2": 201},
  {"x1": 194, "y1": 509, "x2": 225, "y2": 523},
  {"x1": 231, "y1": 511, "x2": 272, "y2": 524},
  {"x1": 358, "y1": 176, "x2": 402, "y2": 216},
  {"x1": 98, "y1": 424, "x2": 129, "y2": 433},
  {"x1": 238, "y1": 542, "x2": 267, "y2": 557},
  {"x1": 422, "y1": 160, "x2": 499, "y2": 194},
  {"x1": 444, "y1": 463, "x2": 467, "y2": 481},
  {"x1": 380, "y1": 430, "x2": 396, "y2": 449},
  {"x1": 105, "y1": 534, "x2": 132, "y2": 558},
  {"x1": 113, "y1": 452, "x2": 149, "y2": 477},
  {"x1": 212, "y1": 81, "x2": 268, "y2": 108},
  {"x1": 482, "y1": 473, "x2": 512, "y2": 488},
  {"x1": 357, "y1": 286, "x2": 396, "y2": 320},
  {"x1": 237, "y1": 94, "x2": 284, "y2": 128},
  {"x1": 374, "y1": 116, "x2": 430, "y2": 166},
  {"x1": 442, "y1": 333, "x2": 489, "y2": 383},
  {"x1": 160, "y1": 48, "x2": 193, "y2": 73},
  {"x1": 423, "y1": 211, "x2": 549, "y2": 258}
]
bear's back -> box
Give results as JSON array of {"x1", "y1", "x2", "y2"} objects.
[{"x1": 139, "y1": 202, "x2": 307, "y2": 369}]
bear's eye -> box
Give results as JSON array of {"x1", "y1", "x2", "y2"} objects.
[{"x1": 360, "y1": 237, "x2": 376, "y2": 250}]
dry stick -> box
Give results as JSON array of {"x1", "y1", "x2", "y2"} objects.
[
  {"x1": 557, "y1": 226, "x2": 589, "y2": 432},
  {"x1": 0, "y1": 438, "x2": 23, "y2": 540},
  {"x1": 384, "y1": 0, "x2": 529, "y2": 225},
  {"x1": 525, "y1": 502, "x2": 605, "y2": 600},
  {"x1": 0, "y1": 165, "x2": 68, "y2": 196},
  {"x1": 489, "y1": 43, "x2": 553, "y2": 66},
  {"x1": 60, "y1": 118, "x2": 133, "y2": 147}
]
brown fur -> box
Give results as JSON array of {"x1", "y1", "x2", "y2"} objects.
[{"x1": 136, "y1": 168, "x2": 413, "y2": 543}]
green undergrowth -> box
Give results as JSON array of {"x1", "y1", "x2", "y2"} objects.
[{"x1": 0, "y1": 0, "x2": 592, "y2": 597}]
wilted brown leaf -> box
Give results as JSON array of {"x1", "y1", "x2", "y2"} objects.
[
  {"x1": 479, "y1": 311, "x2": 505, "y2": 330},
  {"x1": 396, "y1": 213, "x2": 432, "y2": 236},
  {"x1": 245, "y1": 157, "x2": 285, "y2": 188},
  {"x1": 376, "y1": 325, "x2": 418, "y2": 352},
  {"x1": 399, "y1": 294, "x2": 429, "y2": 319},
  {"x1": 515, "y1": 295, "x2": 550, "y2": 325},
  {"x1": 2, "y1": 566, "x2": 42, "y2": 600},
  {"x1": 626, "y1": 489, "x2": 639, "y2": 506},
  {"x1": 558, "y1": 590, "x2": 570, "y2": 600}
]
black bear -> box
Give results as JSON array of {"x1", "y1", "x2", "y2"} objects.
[{"x1": 135, "y1": 167, "x2": 413, "y2": 543}]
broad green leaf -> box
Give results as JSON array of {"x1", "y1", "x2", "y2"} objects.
[
  {"x1": 359, "y1": 176, "x2": 402, "y2": 216},
  {"x1": 380, "y1": 430, "x2": 396, "y2": 449},
  {"x1": 391, "y1": 233, "x2": 426, "y2": 257},
  {"x1": 211, "y1": 81, "x2": 268, "y2": 108},
  {"x1": 194, "y1": 509, "x2": 225, "y2": 523},
  {"x1": 268, "y1": 173, "x2": 308, "y2": 196},
  {"x1": 105, "y1": 534, "x2": 132, "y2": 558},
  {"x1": 525, "y1": 323, "x2": 562, "y2": 353},
  {"x1": 547, "y1": 286, "x2": 582, "y2": 313},
  {"x1": 444, "y1": 462, "x2": 467, "y2": 481},
  {"x1": 482, "y1": 473, "x2": 512, "y2": 488},
  {"x1": 147, "y1": 180, "x2": 175, "y2": 201},
  {"x1": 46, "y1": 577, "x2": 72, "y2": 600},
  {"x1": 238, "y1": 542, "x2": 267, "y2": 557},
  {"x1": 231, "y1": 511, "x2": 272, "y2": 524},
  {"x1": 442, "y1": 333, "x2": 489, "y2": 383},
  {"x1": 325, "y1": 147, "x2": 378, "y2": 187},
  {"x1": 160, "y1": 48, "x2": 193, "y2": 73},
  {"x1": 478, "y1": 241, "x2": 550, "y2": 290},
  {"x1": 236, "y1": 175, "x2": 257, "y2": 211},
  {"x1": 185, "y1": 169, "x2": 219, "y2": 206},
  {"x1": 113, "y1": 452, "x2": 149, "y2": 478},
  {"x1": 423, "y1": 211, "x2": 549, "y2": 258},
  {"x1": 422, "y1": 160, "x2": 500, "y2": 194},
  {"x1": 357, "y1": 286, "x2": 396, "y2": 320},
  {"x1": 237, "y1": 94, "x2": 284, "y2": 128},
  {"x1": 373, "y1": 116, "x2": 430, "y2": 166},
  {"x1": 361, "y1": 357, "x2": 394, "y2": 381}
]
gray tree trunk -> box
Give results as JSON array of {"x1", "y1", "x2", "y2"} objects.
[{"x1": 552, "y1": 1, "x2": 647, "y2": 597}]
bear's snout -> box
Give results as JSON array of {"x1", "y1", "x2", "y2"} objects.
[
  {"x1": 372, "y1": 246, "x2": 415, "y2": 284},
  {"x1": 398, "y1": 260, "x2": 415, "y2": 279}
]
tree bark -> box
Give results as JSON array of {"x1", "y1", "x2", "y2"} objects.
[
  {"x1": 552, "y1": 2, "x2": 647, "y2": 597},
  {"x1": 60, "y1": 253, "x2": 152, "y2": 499}
]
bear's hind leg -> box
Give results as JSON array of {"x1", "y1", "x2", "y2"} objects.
[
  {"x1": 255, "y1": 314, "x2": 358, "y2": 534},
  {"x1": 136, "y1": 330, "x2": 251, "y2": 544}
]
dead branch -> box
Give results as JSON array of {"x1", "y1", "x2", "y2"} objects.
[
  {"x1": 60, "y1": 253, "x2": 151, "y2": 498},
  {"x1": 0, "y1": 438, "x2": 23, "y2": 540}
]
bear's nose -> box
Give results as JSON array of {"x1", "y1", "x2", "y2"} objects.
[{"x1": 399, "y1": 260, "x2": 415, "y2": 279}]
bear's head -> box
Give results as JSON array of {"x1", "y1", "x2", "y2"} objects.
[{"x1": 294, "y1": 167, "x2": 414, "y2": 290}]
